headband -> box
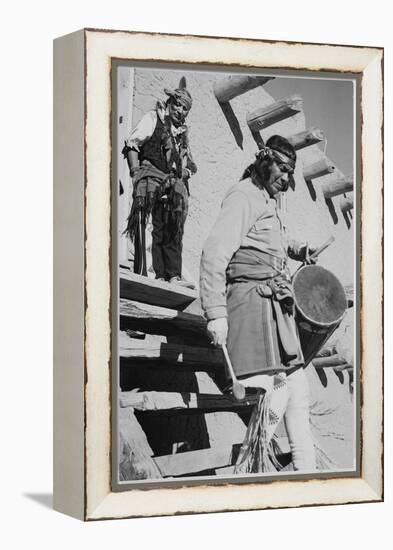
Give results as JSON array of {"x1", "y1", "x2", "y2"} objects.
[
  {"x1": 164, "y1": 88, "x2": 193, "y2": 110},
  {"x1": 256, "y1": 146, "x2": 296, "y2": 170}
]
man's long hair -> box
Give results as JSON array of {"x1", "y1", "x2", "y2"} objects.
[{"x1": 241, "y1": 135, "x2": 296, "y2": 188}]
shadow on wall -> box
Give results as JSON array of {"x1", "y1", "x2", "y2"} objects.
[
  {"x1": 305, "y1": 178, "x2": 317, "y2": 202},
  {"x1": 314, "y1": 366, "x2": 351, "y2": 389},
  {"x1": 217, "y1": 101, "x2": 244, "y2": 149},
  {"x1": 325, "y1": 197, "x2": 339, "y2": 224},
  {"x1": 343, "y1": 209, "x2": 353, "y2": 229},
  {"x1": 324, "y1": 196, "x2": 354, "y2": 228}
]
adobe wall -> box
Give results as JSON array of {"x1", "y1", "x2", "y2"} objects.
[{"x1": 130, "y1": 68, "x2": 354, "y2": 289}]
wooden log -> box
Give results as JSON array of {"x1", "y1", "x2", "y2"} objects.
[
  {"x1": 322, "y1": 176, "x2": 353, "y2": 199},
  {"x1": 315, "y1": 345, "x2": 337, "y2": 358},
  {"x1": 340, "y1": 193, "x2": 354, "y2": 212},
  {"x1": 246, "y1": 95, "x2": 303, "y2": 132},
  {"x1": 119, "y1": 407, "x2": 162, "y2": 480},
  {"x1": 120, "y1": 268, "x2": 197, "y2": 310},
  {"x1": 303, "y1": 157, "x2": 336, "y2": 180},
  {"x1": 120, "y1": 390, "x2": 258, "y2": 413},
  {"x1": 287, "y1": 127, "x2": 325, "y2": 150},
  {"x1": 120, "y1": 299, "x2": 208, "y2": 339},
  {"x1": 312, "y1": 354, "x2": 348, "y2": 368},
  {"x1": 344, "y1": 284, "x2": 354, "y2": 308},
  {"x1": 120, "y1": 332, "x2": 224, "y2": 368},
  {"x1": 213, "y1": 75, "x2": 274, "y2": 103},
  {"x1": 331, "y1": 363, "x2": 353, "y2": 371}
]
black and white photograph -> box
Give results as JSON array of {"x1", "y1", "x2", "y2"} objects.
[
  {"x1": 1, "y1": 0, "x2": 389, "y2": 538},
  {"x1": 114, "y1": 64, "x2": 357, "y2": 485}
]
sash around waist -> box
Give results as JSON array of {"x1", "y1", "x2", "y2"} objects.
[{"x1": 227, "y1": 247, "x2": 288, "y2": 282}]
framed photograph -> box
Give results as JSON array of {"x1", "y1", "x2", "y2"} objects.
[{"x1": 53, "y1": 29, "x2": 383, "y2": 520}]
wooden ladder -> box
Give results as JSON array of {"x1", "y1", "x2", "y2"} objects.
[{"x1": 118, "y1": 272, "x2": 264, "y2": 480}]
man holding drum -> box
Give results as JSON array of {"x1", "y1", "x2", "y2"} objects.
[{"x1": 200, "y1": 135, "x2": 317, "y2": 472}]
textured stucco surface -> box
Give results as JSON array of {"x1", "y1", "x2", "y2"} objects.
[
  {"x1": 130, "y1": 68, "x2": 354, "y2": 289},
  {"x1": 120, "y1": 66, "x2": 356, "y2": 472}
]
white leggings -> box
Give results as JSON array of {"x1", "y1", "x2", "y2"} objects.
[{"x1": 242, "y1": 368, "x2": 316, "y2": 472}]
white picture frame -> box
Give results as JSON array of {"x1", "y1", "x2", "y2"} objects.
[{"x1": 53, "y1": 28, "x2": 383, "y2": 520}]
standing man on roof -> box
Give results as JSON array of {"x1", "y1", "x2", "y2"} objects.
[{"x1": 123, "y1": 84, "x2": 197, "y2": 288}]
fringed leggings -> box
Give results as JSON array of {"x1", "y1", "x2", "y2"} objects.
[{"x1": 242, "y1": 367, "x2": 316, "y2": 472}]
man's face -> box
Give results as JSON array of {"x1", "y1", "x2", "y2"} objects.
[
  {"x1": 168, "y1": 97, "x2": 190, "y2": 126},
  {"x1": 260, "y1": 159, "x2": 294, "y2": 198}
]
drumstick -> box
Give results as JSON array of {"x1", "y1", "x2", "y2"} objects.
[
  {"x1": 309, "y1": 236, "x2": 335, "y2": 261},
  {"x1": 222, "y1": 343, "x2": 246, "y2": 401}
]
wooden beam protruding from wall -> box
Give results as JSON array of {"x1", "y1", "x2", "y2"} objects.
[
  {"x1": 322, "y1": 176, "x2": 353, "y2": 199},
  {"x1": 213, "y1": 75, "x2": 274, "y2": 103},
  {"x1": 247, "y1": 95, "x2": 303, "y2": 132},
  {"x1": 344, "y1": 284, "x2": 354, "y2": 308},
  {"x1": 312, "y1": 354, "x2": 349, "y2": 369},
  {"x1": 303, "y1": 157, "x2": 336, "y2": 181},
  {"x1": 340, "y1": 193, "x2": 354, "y2": 213},
  {"x1": 287, "y1": 127, "x2": 324, "y2": 151}
]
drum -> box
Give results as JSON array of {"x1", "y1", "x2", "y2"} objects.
[{"x1": 292, "y1": 265, "x2": 348, "y2": 366}]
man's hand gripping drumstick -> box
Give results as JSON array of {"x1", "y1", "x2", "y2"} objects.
[
  {"x1": 306, "y1": 236, "x2": 335, "y2": 264},
  {"x1": 207, "y1": 318, "x2": 246, "y2": 401}
]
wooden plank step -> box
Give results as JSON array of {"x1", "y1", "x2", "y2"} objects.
[
  {"x1": 119, "y1": 332, "x2": 223, "y2": 368},
  {"x1": 154, "y1": 437, "x2": 291, "y2": 477},
  {"x1": 155, "y1": 445, "x2": 240, "y2": 476},
  {"x1": 120, "y1": 299, "x2": 208, "y2": 341},
  {"x1": 120, "y1": 268, "x2": 197, "y2": 310},
  {"x1": 120, "y1": 389, "x2": 258, "y2": 414}
]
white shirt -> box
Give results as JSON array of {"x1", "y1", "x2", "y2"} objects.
[{"x1": 126, "y1": 107, "x2": 186, "y2": 152}]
